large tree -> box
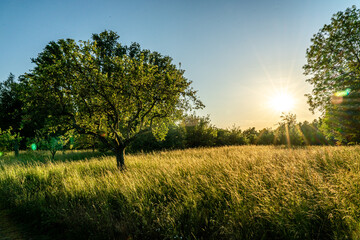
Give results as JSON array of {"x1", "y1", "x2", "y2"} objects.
[
  {"x1": 22, "y1": 30, "x2": 203, "y2": 169},
  {"x1": 304, "y1": 6, "x2": 360, "y2": 143}
]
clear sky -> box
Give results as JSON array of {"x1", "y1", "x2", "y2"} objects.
[{"x1": 0, "y1": 0, "x2": 358, "y2": 129}]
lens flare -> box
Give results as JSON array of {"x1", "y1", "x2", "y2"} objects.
[
  {"x1": 0, "y1": 152, "x2": 3, "y2": 157},
  {"x1": 332, "y1": 88, "x2": 351, "y2": 105},
  {"x1": 30, "y1": 143, "x2": 37, "y2": 151},
  {"x1": 334, "y1": 88, "x2": 351, "y2": 97}
]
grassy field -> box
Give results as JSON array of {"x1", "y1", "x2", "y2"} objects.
[{"x1": 0, "y1": 146, "x2": 360, "y2": 239}]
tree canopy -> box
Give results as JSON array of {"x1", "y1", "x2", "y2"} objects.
[
  {"x1": 0, "y1": 74, "x2": 22, "y2": 133},
  {"x1": 304, "y1": 6, "x2": 360, "y2": 144},
  {"x1": 0, "y1": 73, "x2": 25, "y2": 156},
  {"x1": 22, "y1": 30, "x2": 203, "y2": 169}
]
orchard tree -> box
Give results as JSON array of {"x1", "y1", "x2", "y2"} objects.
[
  {"x1": 22, "y1": 30, "x2": 203, "y2": 169},
  {"x1": 304, "y1": 6, "x2": 360, "y2": 142}
]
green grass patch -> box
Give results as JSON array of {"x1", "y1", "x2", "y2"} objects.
[{"x1": 0, "y1": 146, "x2": 360, "y2": 239}]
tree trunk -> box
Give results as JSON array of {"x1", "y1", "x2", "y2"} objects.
[
  {"x1": 115, "y1": 147, "x2": 126, "y2": 170},
  {"x1": 14, "y1": 140, "x2": 19, "y2": 157},
  {"x1": 51, "y1": 150, "x2": 56, "y2": 161}
]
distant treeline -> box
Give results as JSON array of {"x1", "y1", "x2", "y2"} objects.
[
  {"x1": 0, "y1": 110, "x2": 330, "y2": 157},
  {"x1": 126, "y1": 114, "x2": 329, "y2": 153}
]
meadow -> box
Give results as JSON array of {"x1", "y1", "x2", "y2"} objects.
[{"x1": 0, "y1": 146, "x2": 360, "y2": 239}]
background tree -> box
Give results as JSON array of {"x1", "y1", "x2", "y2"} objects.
[
  {"x1": 182, "y1": 115, "x2": 216, "y2": 148},
  {"x1": 0, "y1": 74, "x2": 23, "y2": 156},
  {"x1": 32, "y1": 129, "x2": 74, "y2": 160},
  {"x1": 73, "y1": 134, "x2": 99, "y2": 151},
  {"x1": 215, "y1": 126, "x2": 247, "y2": 146},
  {"x1": 0, "y1": 128, "x2": 20, "y2": 156},
  {"x1": 22, "y1": 30, "x2": 203, "y2": 169},
  {"x1": 299, "y1": 120, "x2": 328, "y2": 145},
  {"x1": 243, "y1": 127, "x2": 258, "y2": 145},
  {"x1": 256, "y1": 128, "x2": 275, "y2": 145},
  {"x1": 127, "y1": 123, "x2": 186, "y2": 153},
  {"x1": 304, "y1": 6, "x2": 360, "y2": 143},
  {"x1": 274, "y1": 113, "x2": 303, "y2": 147}
]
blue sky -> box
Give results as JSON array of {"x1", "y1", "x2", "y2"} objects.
[{"x1": 0, "y1": 0, "x2": 358, "y2": 129}]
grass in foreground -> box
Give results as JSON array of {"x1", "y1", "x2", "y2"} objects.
[{"x1": 0, "y1": 146, "x2": 360, "y2": 239}]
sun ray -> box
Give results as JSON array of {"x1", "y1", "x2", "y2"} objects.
[
  {"x1": 285, "y1": 124, "x2": 291, "y2": 147},
  {"x1": 273, "y1": 127, "x2": 280, "y2": 145},
  {"x1": 295, "y1": 124, "x2": 310, "y2": 146}
]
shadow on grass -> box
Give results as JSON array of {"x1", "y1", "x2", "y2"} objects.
[
  {"x1": 0, "y1": 208, "x2": 52, "y2": 240},
  {"x1": 0, "y1": 150, "x2": 113, "y2": 167}
]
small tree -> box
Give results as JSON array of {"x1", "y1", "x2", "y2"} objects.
[
  {"x1": 38, "y1": 137, "x2": 63, "y2": 160},
  {"x1": 22, "y1": 30, "x2": 203, "y2": 169},
  {"x1": 35, "y1": 130, "x2": 74, "y2": 160},
  {"x1": 0, "y1": 128, "x2": 21, "y2": 156}
]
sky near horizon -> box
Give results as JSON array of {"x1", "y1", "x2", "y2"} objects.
[{"x1": 0, "y1": 0, "x2": 358, "y2": 129}]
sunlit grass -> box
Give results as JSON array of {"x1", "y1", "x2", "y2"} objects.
[{"x1": 1, "y1": 146, "x2": 360, "y2": 239}]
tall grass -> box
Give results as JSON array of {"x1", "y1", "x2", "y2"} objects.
[{"x1": 0, "y1": 146, "x2": 360, "y2": 239}]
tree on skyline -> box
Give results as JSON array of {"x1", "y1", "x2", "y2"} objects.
[
  {"x1": 304, "y1": 6, "x2": 360, "y2": 143},
  {"x1": 22, "y1": 30, "x2": 203, "y2": 169}
]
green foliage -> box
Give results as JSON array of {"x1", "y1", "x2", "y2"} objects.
[
  {"x1": 127, "y1": 114, "x2": 329, "y2": 152},
  {"x1": 256, "y1": 128, "x2": 275, "y2": 145},
  {"x1": 320, "y1": 91, "x2": 360, "y2": 145},
  {"x1": 0, "y1": 128, "x2": 20, "y2": 154},
  {"x1": 183, "y1": 115, "x2": 217, "y2": 148},
  {"x1": 304, "y1": 6, "x2": 360, "y2": 143},
  {"x1": 216, "y1": 126, "x2": 247, "y2": 146},
  {"x1": 1, "y1": 146, "x2": 360, "y2": 239},
  {"x1": 243, "y1": 127, "x2": 258, "y2": 144},
  {"x1": 274, "y1": 113, "x2": 303, "y2": 146},
  {"x1": 37, "y1": 137, "x2": 64, "y2": 160},
  {"x1": 127, "y1": 124, "x2": 186, "y2": 153},
  {"x1": 71, "y1": 134, "x2": 98, "y2": 151},
  {"x1": 22, "y1": 30, "x2": 203, "y2": 168},
  {"x1": 0, "y1": 74, "x2": 28, "y2": 156},
  {"x1": 299, "y1": 120, "x2": 328, "y2": 145},
  {"x1": 304, "y1": 6, "x2": 360, "y2": 113},
  {"x1": 0, "y1": 74, "x2": 22, "y2": 133},
  {"x1": 28, "y1": 130, "x2": 75, "y2": 160}
]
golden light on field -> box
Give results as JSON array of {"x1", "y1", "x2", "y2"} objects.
[{"x1": 268, "y1": 91, "x2": 295, "y2": 113}]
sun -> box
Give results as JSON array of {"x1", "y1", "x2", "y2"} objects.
[{"x1": 269, "y1": 92, "x2": 295, "y2": 113}]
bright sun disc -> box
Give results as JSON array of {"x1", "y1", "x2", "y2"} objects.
[{"x1": 269, "y1": 93, "x2": 295, "y2": 112}]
